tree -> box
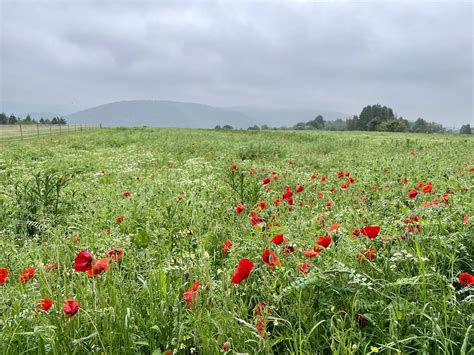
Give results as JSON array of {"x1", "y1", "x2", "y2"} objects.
[
  {"x1": 367, "y1": 117, "x2": 382, "y2": 131},
  {"x1": 214, "y1": 125, "x2": 221, "y2": 130},
  {"x1": 307, "y1": 115, "x2": 325, "y2": 129},
  {"x1": 222, "y1": 125, "x2": 233, "y2": 130},
  {"x1": 247, "y1": 125, "x2": 260, "y2": 130},
  {"x1": 460, "y1": 124, "x2": 472, "y2": 134},
  {"x1": 379, "y1": 119, "x2": 406, "y2": 132},
  {"x1": 0, "y1": 112, "x2": 7, "y2": 124},
  {"x1": 8, "y1": 114, "x2": 18, "y2": 124},
  {"x1": 412, "y1": 118, "x2": 428, "y2": 133}
]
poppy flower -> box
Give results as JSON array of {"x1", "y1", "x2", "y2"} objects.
[
  {"x1": 274, "y1": 198, "x2": 281, "y2": 206},
  {"x1": 250, "y1": 210, "x2": 264, "y2": 226},
  {"x1": 321, "y1": 175, "x2": 327, "y2": 182},
  {"x1": 37, "y1": 298, "x2": 53, "y2": 312},
  {"x1": 358, "y1": 248, "x2": 376, "y2": 262},
  {"x1": 304, "y1": 248, "x2": 320, "y2": 258},
  {"x1": 296, "y1": 185, "x2": 304, "y2": 193},
  {"x1": 316, "y1": 236, "x2": 332, "y2": 248},
  {"x1": 459, "y1": 273, "x2": 474, "y2": 286},
  {"x1": 352, "y1": 228, "x2": 360, "y2": 237},
  {"x1": 282, "y1": 245, "x2": 295, "y2": 255},
  {"x1": 253, "y1": 301, "x2": 270, "y2": 317},
  {"x1": 235, "y1": 203, "x2": 245, "y2": 215},
  {"x1": 18, "y1": 267, "x2": 35, "y2": 284},
  {"x1": 318, "y1": 192, "x2": 324, "y2": 199},
  {"x1": 271, "y1": 234, "x2": 285, "y2": 245},
  {"x1": 464, "y1": 215, "x2": 470, "y2": 224},
  {"x1": 349, "y1": 177, "x2": 355, "y2": 184},
  {"x1": 282, "y1": 190, "x2": 294, "y2": 204},
  {"x1": 416, "y1": 180, "x2": 425, "y2": 189},
  {"x1": 408, "y1": 189, "x2": 418, "y2": 199},
  {"x1": 328, "y1": 224, "x2": 340, "y2": 233},
  {"x1": 310, "y1": 173, "x2": 317, "y2": 180},
  {"x1": 325, "y1": 200, "x2": 332, "y2": 207},
  {"x1": 401, "y1": 177, "x2": 409, "y2": 184},
  {"x1": 122, "y1": 191, "x2": 131, "y2": 198},
  {"x1": 341, "y1": 182, "x2": 349, "y2": 189},
  {"x1": 330, "y1": 188, "x2": 336, "y2": 194},
  {"x1": 232, "y1": 258, "x2": 254, "y2": 284},
  {"x1": 422, "y1": 184, "x2": 433, "y2": 194},
  {"x1": 262, "y1": 177, "x2": 271, "y2": 185},
  {"x1": 0, "y1": 267, "x2": 9, "y2": 285},
  {"x1": 183, "y1": 281, "x2": 200, "y2": 308},
  {"x1": 115, "y1": 215, "x2": 125, "y2": 224},
  {"x1": 262, "y1": 249, "x2": 279, "y2": 268},
  {"x1": 108, "y1": 248, "x2": 124, "y2": 262},
  {"x1": 74, "y1": 250, "x2": 94, "y2": 272},
  {"x1": 360, "y1": 226, "x2": 381, "y2": 240},
  {"x1": 223, "y1": 239, "x2": 233, "y2": 253},
  {"x1": 229, "y1": 165, "x2": 237, "y2": 171},
  {"x1": 299, "y1": 263, "x2": 310, "y2": 274},
  {"x1": 258, "y1": 201, "x2": 267, "y2": 210},
  {"x1": 63, "y1": 299, "x2": 79, "y2": 318},
  {"x1": 87, "y1": 258, "x2": 110, "y2": 277}
]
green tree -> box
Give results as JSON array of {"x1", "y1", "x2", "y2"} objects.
[
  {"x1": 368, "y1": 117, "x2": 382, "y2": 131},
  {"x1": 460, "y1": 124, "x2": 472, "y2": 134},
  {"x1": 307, "y1": 115, "x2": 325, "y2": 129},
  {"x1": 412, "y1": 118, "x2": 428, "y2": 133}
]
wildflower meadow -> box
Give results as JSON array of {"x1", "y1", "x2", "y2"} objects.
[{"x1": 0, "y1": 128, "x2": 472, "y2": 354}]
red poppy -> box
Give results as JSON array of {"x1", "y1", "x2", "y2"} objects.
[
  {"x1": 360, "y1": 226, "x2": 381, "y2": 239},
  {"x1": 299, "y1": 263, "x2": 310, "y2": 274},
  {"x1": 271, "y1": 234, "x2": 285, "y2": 245},
  {"x1": 282, "y1": 245, "x2": 295, "y2": 255},
  {"x1": 349, "y1": 177, "x2": 355, "y2": 184},
  {"x1": 358, "y1": 248, "x2": 376, "y2": 262},
  {"x1": 330, "y1": 188, "x2": 336, "y2": 194},
  {"x1": 316, "y1": 236, "x2": 332, "y2": 248},
  {"x1": 223, "y1": 239, "x2": 233, "y2": 253},
  {"x1": 282, "y1": 186, "x2": 294, "y2": 205},
  {"x1": 459, "y1": 272, "x2": 474, "y2": 286},
  {"x1": 274, "y1": 198, "x2": 281, "y2": 206},
  {"x1": 87, "y1": 258, "x2": 110, "y2": 277},
  {"x1": 310, "y1": 173, "x2": 317, "y2": 180},
  {"x1": 0, "y1": 267, "x2": 9, "y2": 285},
  {"x1": 253, "y1": 301, "x2": 270, "y2": 317},
  {"x1": 325, "y1": 200, "x2": 332, "y2": 207},
  {"x1": 464, "y1": 215, "x2": 470, "y2": 224},
  {"x1": 258, "y1": 201, "x2": 267, "y2": 210},
  {"x1": 352, "y1": 228, "x2": 360, "y2": 237},
  {"x1": 18, "y1": 267, "x2": 35, "y2": 284},
  {"x1": 328, "y1": 223, "x2": 340, "y2": 233},
  {"x1": 71, "y1": 235, "x2": 80, "y2": 243},
  {"x1": 63, "y1": 299, "x2": 79, "y2": 318},
  {"x1": 122, "y1": 191, "x2": 131, "y2": 198},
  {"x1": 231, "y1": 258, "x2": 254, "y2": 284},
  {"x1": 183, "y1": 281, "x2": 200, "y2": 308},
  {"x1": 37, "y1": 298, "x2": 53, "y2": 312},
  {"x1": 304, "y1": 248, "x2": 320, "y2": 258},
  {"x1": 422, "y1": 184, "x2": 433, "y2": 194},
  {"x1": 115, "y1": 215, "x2": 125, "y2": 224},
  {"x1": 408, "y1": 189, "x2": 418, "y2": 199},
  {"x1": 318, "y1": 192, "x2": 324, "y2": 199},
  {"x1": 74, "y1": 250, "x2": 94, "y2": 272},
  {"x1": 235, "y1": 203, "x2": 245, "y2": 215},
  {"x1": 229, "y1": 165, "x2": 237, "y2": 171},
  {"x1": 401, "y1": 177, "x2": 409, "y2": 184},
  {"x1": 108, "y1": 248, "x2": 124, "y2": 262},
  {"x1": 416, "y1": 180, "x2": 425, "y2": 189},
  {"x1": 262, "y1": 177, "x2": 271, "y2": 185},
  {"x1": 321, "y1": 175, "x2": 327, "y2": 182},
  {"x1": 341, "y1": 182, "x2": 349, "y2": 189},
  {"x1": 262, "y1": 249, "x2": 279, "y2": 268},
  {"x1": 296, "y1": 185, "x2": 304, "y2": 193},
  {"x1": 250, "y1": 210, "x2": 264, "y2": 226}
]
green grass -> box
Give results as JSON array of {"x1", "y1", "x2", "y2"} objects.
[{"x1": 0, "y1": 128, "x2": 473, "y2": 354}]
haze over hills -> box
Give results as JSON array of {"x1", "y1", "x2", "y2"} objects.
[{"x1": 64, "y1": 100, "x2": 350, "y2": 128}]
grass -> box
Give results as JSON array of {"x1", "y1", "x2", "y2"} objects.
[{"x1": 0, "y1": 128, "x2": 473, "y2": 354}]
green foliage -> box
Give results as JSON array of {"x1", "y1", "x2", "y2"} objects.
[
  {"x1": 0, "y1": 128, "x2": 472, "y2": 354},
  {"x1": 460, "y1": 124, "x2": 471, "y2": 134}
]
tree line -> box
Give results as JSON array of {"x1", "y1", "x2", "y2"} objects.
[
  {"x1": 215, "y1": 104, "x2": 471, "y2": 134},
  {"x1": 0, "y1": 113, "x2": 67, "y2": 125}
]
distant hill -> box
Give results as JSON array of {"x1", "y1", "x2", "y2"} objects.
[
  {"x1": 65, "y1": 100, "x2": 255, "y2": 128},
  {"x1": 64, "y1": 100, "x2": 351, "y2": 128}
]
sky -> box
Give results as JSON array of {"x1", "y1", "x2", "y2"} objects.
[{"x1": 0, "y1": 0, "x2": 472, "y2": 126}]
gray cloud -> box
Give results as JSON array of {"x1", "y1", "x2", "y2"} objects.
[{"x1": 1, "y1": 0, "x2": 472, "y2": 126}]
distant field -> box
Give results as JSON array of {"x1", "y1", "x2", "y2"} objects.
[{"x1": 0, "y1": 128, "x2": 473, "y2": 354}]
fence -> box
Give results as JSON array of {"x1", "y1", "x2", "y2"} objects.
[{"x1": 0, "y1": 124, "x2": 100, "y2": 142}]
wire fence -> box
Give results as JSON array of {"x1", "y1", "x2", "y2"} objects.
[{"x1": 0, "y1": 124, "x2": 100, "y2": 142}]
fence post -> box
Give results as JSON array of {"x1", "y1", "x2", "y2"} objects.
[
  {"x1": 19, "y1": 123, "x2": 23, "y2": 139},
  {"x1": 36, "y1": 124, "x2": 40, "y2": 137}
]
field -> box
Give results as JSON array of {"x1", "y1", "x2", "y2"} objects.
[{"x1": 0, "y1": 128, "x2": 473, "y2": 354}]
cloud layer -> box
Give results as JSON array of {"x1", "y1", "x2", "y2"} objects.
[{"x1": 1, "y1": 0, "x2": 472, "y2": 126}]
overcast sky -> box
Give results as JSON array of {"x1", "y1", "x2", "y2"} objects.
[{"x1": 1, "y1": 0, "x2": 472, "y2": 126}]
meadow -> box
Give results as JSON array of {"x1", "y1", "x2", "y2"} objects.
[{"x1": 0, "y1": 128, "x2": 472, "y2": 354}]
